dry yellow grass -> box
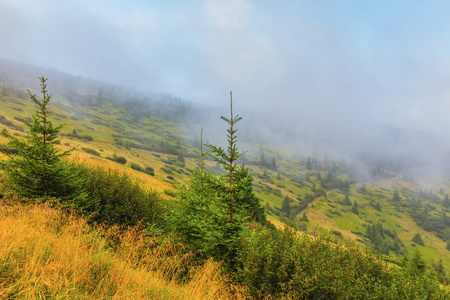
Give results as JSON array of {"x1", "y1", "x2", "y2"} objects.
[{"x1": 0, "y1": 201, "x2": 247, "y2": 299}]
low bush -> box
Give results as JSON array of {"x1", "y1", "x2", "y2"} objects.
[
  {"x1": 78, "y1": 165, "x2": 168, "y2": 227},
  {"x1": 273, "y1": 189, "x2": 282, "y2": 197},
  {"x1": 237, "y1": 227, "x2": 450, "y2": 299},
  {"x1": 130, "y1": 163, "x2": 143, "y2": 172},
  {"x1": 164, "y1": 189, "x2": 176, "y2": 197},
  {"x1": 115, "y1": 156, "x2": 127, "y2": 165},
  {"x1": 145, "y1": 167, "x2": 155, "y2": 176},
  {"x1": 0, "y1": 115, "x2": 13, "y2": 126},
  {"x1": 65, "y1": 132, "x2": 94, "y2": 141},
  {"x1": 13, "y1": 116, "x2": 31, "y2": 123},
  {"x1": 161, "y1": 167, "x2": 173, "y2": 174},
  {"x1": 81, "y1": 147, "x2": 101, "y2": 157}
]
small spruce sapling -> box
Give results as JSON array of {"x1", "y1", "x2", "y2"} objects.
[
  {"x1": 170, "y1": 92, "x2": 249, "y2": 270},
  {"x1": 351, "y1": 200, "x2": 359, "y2": 215},
  {"x1": 206, "y1": 91, "x2": 247, "y2": 221},
  {"x1": 1, "y1": 77, "x2": 87, "y2": 206}
]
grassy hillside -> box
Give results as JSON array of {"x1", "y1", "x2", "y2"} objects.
[{"x1": 2, "y1": 61, "x2": 450, "y2": 296}]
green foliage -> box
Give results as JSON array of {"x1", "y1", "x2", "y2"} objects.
[
  {"x1": 281, "y1": 195, "x2": 292, "y2": 216},
  {"x1": 145, "y1": 166, "x2": 155, "y2": 176},
  {"x1": 300, "y1": 212, "x2": 309, "y2": 222},
  {"x1": 164, "y1": 189, "x2": 176, "y2": 197},
  {"x1": 341, "y1": 194, "x2": 352, "y2": 206},
  {"x1": 306, "y1": 157, "x2": 312, "y2": 170},
  {"x1": 114, "y1": 156, "x2": 127, "y2": 165},
  {"x1": 169, "y1": 93, "x2": 258, "y2": 271},
  {"x1": 393, "y1": 189, "x2": 401, "y2": 203},
  {"x1": 107, "y1": 156, "x2": 127, "y2": 165},
  {"x1": 366, "y1": 222, "x2": 405, "y2": 255},
  {"x1": 443, "y1": 194, "x2": 450, "y2": 208},
  {"x1": 130, "y1": 162, "x2": 143, "y2": 172},
  {"x1": 237, "y1": 227, "x2": 449, "y2": 299},
  {"x1": 81, "y1": 147, "x2": 101, "y2": 157},
  {"x1": 0, "y1": 143, "x2": 18, "y2": 155},
  {"x1": 0, "y1": 115, "x2": 20, "y2": 131},
  {"x1": 65, "y1": 131, "x2": 94, "y2": 141},
  {"x1": 276, "y1": 172, "x2": 281, "y2": 180},
  {"x1": 412, "y1": 232, "x2": 425, "y2": 246},
  {"x1": 0, "y1": 115, "x2": 25, "y2": 132},
  {"x1": 268, "y1": 157, "x2": 277, "y2": 171},
  {"x1": 0, "y1": 77, "x2": 87, "y2": 204},
  {"x1": 160, "y1": 167, "x2": 173, "y2": 174},
  {"x1": 79, "y1": 165, "x2": 167, "y2": 227},
  {"x1": 233, "y1": 165, "x2": 272, "y2": 227},
  {"x1": 177, "y1": 150, "x2": 185, "y2": 167},
  {"x1": 407, "y1": 248, "x2": 427, "y2": 277},
  {"x1": 351, "y1": 200, "x2": 359, "y2": 215},
  {"x1": 272, "y1": 188, "x2": 282, "y2": 197},
  {"x1": 374, "y1": 201, "x2": 382, "y2": 211}
]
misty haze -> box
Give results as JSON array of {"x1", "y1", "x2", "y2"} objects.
[{"x1": 2, "y1": 0, "x2": 450, "y2": 174}]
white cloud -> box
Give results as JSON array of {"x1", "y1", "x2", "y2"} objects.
[{"x1": 205, "y1": 0, "x2": 252, "y2": 30}]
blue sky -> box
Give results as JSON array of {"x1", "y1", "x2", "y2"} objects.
[{"x1": 2, "y1": 0, "x2": 450, "y2": 141}]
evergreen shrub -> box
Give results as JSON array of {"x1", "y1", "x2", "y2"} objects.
[
  {"x1": 237, "y1": 227, "x2": 450, "y2": 299},
  {"x1": 79, "y1": 165, "x2": 167, "y2": 227}
]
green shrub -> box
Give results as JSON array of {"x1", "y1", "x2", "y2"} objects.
[
  {"x1": 237, "y1": 227, "x2": 450, "y2": 299},
  {"x1": 79, "y1": 165, "x2": 168, "y2": 227},
  {"x1": 81, "y1": 147, "x2": 101, "y2": 157},
  {"x1": 115, "y1": 156, "x2": 127, "y2": 165},
  {"x1": 273, "y1": 189, "x2": 282, "y2": 197},
  {"x1": 0, "y1": 115, "x2": 13, "y2": 126},
  {"x1": 13, "y1": 116, "x2": 31, "y2": 123},
  {"x1": 145, "y1": 167, "x2": 155, "y2": 176},
  {"x1": 164, "y1": 189, "x2": 176, "y2": 197},
  {"x1": 0, "y1": 77, "x2": 87, "y2": 204},
  {"x1": 106, "y1": 156, "x2": 127, "y2": 165},
  {"x1": 161, "y1": 167, "x2": 173, "y2": 174},
  {"x1": 65, "y1": 132, "x2": 94, "y2": 141},
  {"x1": 130, "y1": 163, "x2": 143, "y2": 172}
]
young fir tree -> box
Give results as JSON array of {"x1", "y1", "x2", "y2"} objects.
[
  {"x1": 1, "y1": 77, "x2": 87, "y2": 206},
  {"x1": 412, "y1": 232, "x2": 425, "y2": 246},
  {"x1": 306, "y1": 157, "x2": 312, "y2": 170},
  {"x1": 342, "y1": 194, "x2": 352, "y2": 206},
  {"x1": 281, "y1": 194, "x2": 292, "y2": 216},
  {"x1": 169, "y1": 92, "x2": 251, "y2": 270},
  {"x1": 177, "y1": 150, "x2": 185, "y2": 167},
  {"x1": 393, "y1": 189, "x2": 401, "y2": 203},
  {"x1": 408, "y1": 248, "x2": 427, "y2": 276},
  {"x1": 443, "y1": 194, "x2": 450, "y2": 208},
  {"x1": 351, "y1": 200, "x2": 359, "y2": 215},
  {"x1": 233, "y1": 165, "x2": 269, "y2": 226}
]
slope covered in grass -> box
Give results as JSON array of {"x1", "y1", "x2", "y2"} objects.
[
  {"x1": 0, "y1": 201, "x2": 247, "y2": 299},
  {"x1": 1, "y1": 60, "x2": 450, "y2": 296}
]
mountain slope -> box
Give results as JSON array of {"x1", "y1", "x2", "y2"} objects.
[{"x1": 1, "y1": 59, "x2": 450, "y2": 279}]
